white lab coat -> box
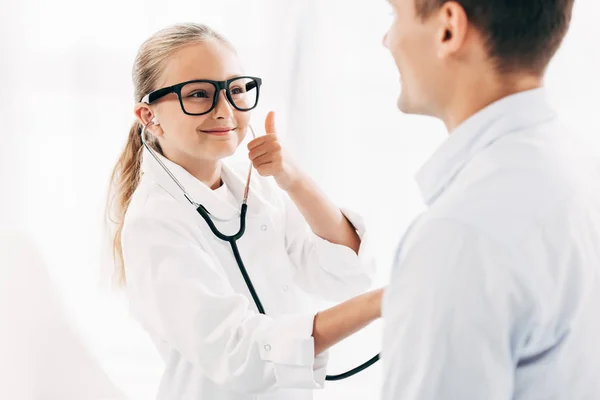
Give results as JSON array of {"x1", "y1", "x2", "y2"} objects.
[{"x1": 121, "y1": 148, "x2": 375, "y2": 400}]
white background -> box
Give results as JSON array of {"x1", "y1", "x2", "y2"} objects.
[{"x1": 1, "y1": 0, "x2": 599, "y2": 398}]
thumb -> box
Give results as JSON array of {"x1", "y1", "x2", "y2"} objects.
[{"x1": 265, "y1": 111, "x2": 277, "y2": 135}]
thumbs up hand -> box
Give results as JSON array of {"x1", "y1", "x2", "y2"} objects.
[{"x1": 248, "y1": 111, "x2": 302, "y2": 191}]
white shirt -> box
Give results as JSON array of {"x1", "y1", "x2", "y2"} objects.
[
  {"x1": 121, "y1": 149, "x2": 375, "y2": 400},
  {"x1": 382, "y1": 89, "x2": 600, "y2": 400}
]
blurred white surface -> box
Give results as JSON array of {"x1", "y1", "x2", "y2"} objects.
[{"x1": 0, "y1": 229, "x2": 125, "y2": 400}]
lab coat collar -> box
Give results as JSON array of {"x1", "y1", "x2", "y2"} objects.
[
  {"x1": 415, "y1": 88, "x2": 557, "y2": 205},
  {"x1": 141, "y1": 147, "x2": 271, "y2": 220}
]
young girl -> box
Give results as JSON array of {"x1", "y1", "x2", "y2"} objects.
[{"x1": 107, "y1": 23, "x2": 381, "y2": 400}]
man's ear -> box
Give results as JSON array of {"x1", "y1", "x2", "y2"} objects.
[{"x1": 436, "y1": 1, "x2": 469, "y2": 59}]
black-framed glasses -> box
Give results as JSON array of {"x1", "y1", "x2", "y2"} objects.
[{"x1": 140, "y1": 76, "x2": 262, "y2": 116}]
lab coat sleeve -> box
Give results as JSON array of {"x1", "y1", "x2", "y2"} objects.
[
  {"x1": 122, "y1": 213, "x2": 328, "y2": 394},
  {"x1": 283, "y1": 194, "x2": 376, "y2": 302},
  {"x1": 382, "y1": 218, "x2": 532, "y2": 400}
]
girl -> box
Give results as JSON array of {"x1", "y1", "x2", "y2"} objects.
[{"x1": 107, "y1": 23, "x2": 381, "y2": 400}]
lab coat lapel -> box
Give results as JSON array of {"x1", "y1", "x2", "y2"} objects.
[
  {"x1": 141, "y1": 148, "x2": 273, "y2": 220},
  {"x1": 141, "y1": 148, "x2": 238, "y2": 220},
  {"x1": 221, "y1": 161, "x2": 273, "y2": 217}
]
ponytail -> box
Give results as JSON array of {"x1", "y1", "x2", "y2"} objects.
[
  {"x1": 107, "y1": 23, "x2": 233, "y2": 286},
  {"x1": 106, "y1": 120, "x2": 144, "y2": 286}
]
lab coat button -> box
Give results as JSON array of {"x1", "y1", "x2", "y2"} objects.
[
  {"x1": 261, "y1": 224, "x2": 268, "y2": 231},
  {"x1": 282, "y1": 285, "x2": 289, "y2": 292},
  {"x1": 264, "y1": 344, "x2": 272, "y2": 352}
]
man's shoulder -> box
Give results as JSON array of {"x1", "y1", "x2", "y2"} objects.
[{"x1": 430, "y1": 126, "x2": 600, "y2": 246}]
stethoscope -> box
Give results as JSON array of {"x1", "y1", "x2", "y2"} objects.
[{"x1": 141, "y1": 120, "x2": 379, "y2": 381}]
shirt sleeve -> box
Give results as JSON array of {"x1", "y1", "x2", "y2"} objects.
[
  {"x1": 382, "y1": 218, "x2": 531, "y2": 400},
  {"x1": 282, "y1": 193, "x2": 376, "y2": 302},
  {"x1": 121, "y1": 211, "x2": 328, "y2": 395}
]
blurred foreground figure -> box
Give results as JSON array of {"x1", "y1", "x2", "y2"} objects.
[{"x1": 0, "y1": 230, "x2": 125, "y2": 400}]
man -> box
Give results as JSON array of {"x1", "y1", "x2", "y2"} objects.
[{"x1": 381, "y1": 0, "x2": 600, "y2": 399}]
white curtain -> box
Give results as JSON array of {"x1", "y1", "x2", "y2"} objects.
[{"x1": 1, "y1": 0, "x2": 598, "y2": 398}]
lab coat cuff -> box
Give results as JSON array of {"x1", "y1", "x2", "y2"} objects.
[
  {"x1": 313, "y1": 207, "x2": 376, "y2": 281},
  {"x1": 341, "y1": 207, "x2": 371, "y2": 258},
  {"x1": 259, "y1": 313, "x2": 327, "y2": 388},
  {"x1": 313, "y1": 349, "x2": 330, "y2": 387}
]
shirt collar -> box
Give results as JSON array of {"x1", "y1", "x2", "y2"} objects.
[
  {"x1": 141, "y1": 147, "x2": 271, "y2": 220},
  {"x1": 415, "y1": 88, "x2": 557, "y2": 205}
]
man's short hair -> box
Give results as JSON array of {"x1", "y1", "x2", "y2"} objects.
[{"x1": 415, "y1": 0, "x2": 575, "y2": 74}]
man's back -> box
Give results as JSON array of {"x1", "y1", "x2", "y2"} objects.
[
  {"x1": 440, "y1": 112, "x2": 600, "y2": 398},
  {"x1": 383, "y1": 90, "x2": 600, "y2": 399}
]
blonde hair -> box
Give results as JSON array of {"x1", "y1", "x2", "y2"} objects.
[{"x1": 106, "y1": 23, "x2": 232, "y2": 286}]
